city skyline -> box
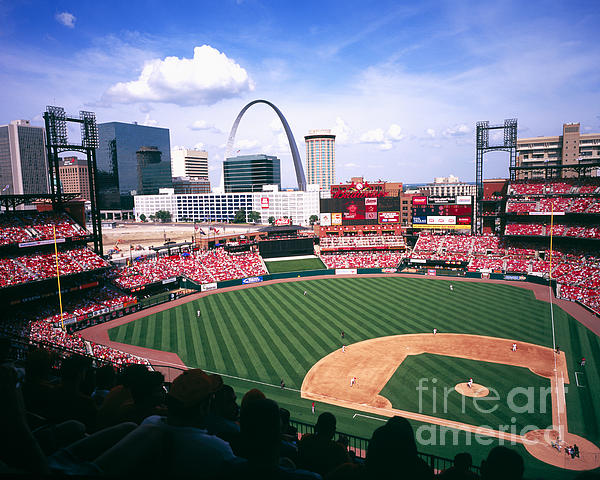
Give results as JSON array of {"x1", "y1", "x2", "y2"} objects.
[{"x1": 1, "y1": 0, "x2": 599, "y2": 188}]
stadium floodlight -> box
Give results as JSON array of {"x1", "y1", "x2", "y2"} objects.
[
  {"x1": 80, "y1": 110, "x2": 99, "y2": 148},
  {"x1": 46, "y1": 106, "x2": 68, "y2": 146}
]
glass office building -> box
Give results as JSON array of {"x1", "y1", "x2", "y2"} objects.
[
  {"x1": 223, "y1": 154, "x2": 281, "y2": 193},
  {"x1": 97, "y1": 122, "x2": 172, "y2": 210}
]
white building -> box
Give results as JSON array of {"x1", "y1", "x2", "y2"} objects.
[
  {"x1": 171, "y1": 148, "x2": 209, "y2": 178},
  {"x1": 421, "y1": 176, "x2": 476, "y2": 197},
  {"x1": 134, "y1": 185, "x2": 320, "y2": 225}
]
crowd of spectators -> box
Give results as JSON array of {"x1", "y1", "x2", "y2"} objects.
[
  {"x1": 0, "y1": 211, "x2": 88, "y2": 247},
  {"x1": 320, "y1": 235, "x2": 405, "y2": 251},
  {"x1": 112, "y1": 248, "x2": 267, "y2": 289},
  {"x1": 0, "y1": 248, "x2": 108, "y2": 288},
  {"x1": 412, "y1": 232, "x2": 600, "y2": 313},
  {"x1": 506, "y1": 197, "x2": 600, "y2": 214},
  {"x1": 509, "y1": 179, "x2": 600, "y2": 196},
  {"x1": 0, "y1": 351, "x2": 535, "y2": 479},
  {"x1": 320, "y1": 251, "x2": 406, "y2": 269},
  {"x1": 505, "y1": 223, "x2": 600, "y2": 239}
]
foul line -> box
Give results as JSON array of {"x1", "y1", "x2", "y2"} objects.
[
  {"x1": 148, "y1": 358, "x2": 302, "y2": 394},
  {"x1": 353, "y1": 413, "x2": 386, "y2": 422}
]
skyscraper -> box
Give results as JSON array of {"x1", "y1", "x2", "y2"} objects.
[
  {"x1": 96, "y1": 122, "x2": 172, "y2": 210},
  {"x1": 171, "y1": 148, "x2": 209, "y2": 178},
  {"x1": 305, "y1": 129, "x2": 335, "y2": 190},
  {"x1": 0, "y1": 120, "x2": 49, "y2": 196},
  {"x1": 223, "y1": 154, "x2": 281, "y2": 193}
]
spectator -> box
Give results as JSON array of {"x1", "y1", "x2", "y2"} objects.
[
  {"x1": 21, "y1": 348, "x2": 55, "y2": 420},
  {"x1": 48, "y1": 355, "x2": 98, "y2": 433},
  {"x1": 480, "y1": 446, "x2": 524, "y2": 480},
  {"x1": 94, "y1": 368, "x2": 235, "y2": 478},
  {"x1": 226, "y1": 397, "x2": 321, "y2": 479},
  {"x1": 297, "y1": 412, "x2": 350, "y2": 476},
  {"x1": 364, "y1": 416, "x2": 433, "y2": 479},
  {"x1": 438, "y1": 452, "x2": 478, "y2": 479},
  {"x1": 91, "y1": 365, "x2": 116, "y2": 408},
  {"x1": 204, "y1": 383, "x2": 240, "y2": 445}
]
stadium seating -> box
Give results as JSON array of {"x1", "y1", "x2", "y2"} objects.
[
  {"x1": 112, "y1": 248, "x2": 268, "y2": 289},
  {"x1": 0, "y1": 211, "x2": 88, "y2": 247},
  {"x1": 320, "y1": 235, "x2": 405, "y2": 251},
  {"x1": 320, "y1": 251, "x2": 406, "y2": 269},
  {"x1": 0, "y1": 248, "x2": 108, "y2": 288}
]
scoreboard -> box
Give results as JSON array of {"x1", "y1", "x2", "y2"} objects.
[{"x1": 412, "y1": 195, "x2": 473, "y2": 230}]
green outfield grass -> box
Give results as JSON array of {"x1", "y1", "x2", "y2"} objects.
[
  {"x1": 264, "y1": 257, "x2": 326, "y2": 273},
  {"x1": 108, "y1": 277, "x2": 600, "y2": 479}
]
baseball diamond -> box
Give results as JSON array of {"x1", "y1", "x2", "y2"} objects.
[{"x1": 83, "y1": 274, "x2": 600, "y2": 479}]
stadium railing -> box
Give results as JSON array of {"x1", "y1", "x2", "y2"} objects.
[{"x1": 290, "y1": 419, "x2": 480, "y2": 475}]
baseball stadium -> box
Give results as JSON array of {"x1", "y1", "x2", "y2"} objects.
[{"x1": 1, "y1": 110, "x2": 600, "y2": 479}]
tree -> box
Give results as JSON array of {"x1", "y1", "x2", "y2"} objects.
[
  {"x1": 247, "y1": 211, "x2": 261, "y2": 223},
  {"x1": 309, "y1": 215, "x2": 318, "y2": 226},
  {"x1": 139, "y1": 214, "x2": 147, "y2": 223},
  {"x1": 155, "y1": 210, "x2": 171, "y2": 223},
  {"x1": 233, "y1": 208, "x2": 247, "y2": 223},
  {"x1": 268, "y1": 216, "x2": 275, "y2": 225}
]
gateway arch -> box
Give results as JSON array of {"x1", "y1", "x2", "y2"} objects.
[{"x1": 222, "y1": 100, "x2": 307, "y2": 191}]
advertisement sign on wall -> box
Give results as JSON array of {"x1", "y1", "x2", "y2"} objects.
[
  {"x1": 456, "y1": 195, "x2": 472, "y2": 205},
  {"x1": 427, "y1": 216, "x2": 456, "y2": 225},
  {"x1": 335, "y1": 269, "x2": 357, "y2": 275},
  {"x1": 201, "y1": 282, "x2": 218, "y2": 292},
  {"x1": 412, "y1": 196, "x2": 427, "y2": 205},
  {"x1": 261, "y1": 197, "x2": 269, "y2": 209},
  {"x1": 242, "y1": 276, "x2": 263, "y2": 284},
  {"x1": 320, "y1": 213, "x2": 331, "y2": 226},
  {"x1": 331, "y1": 213, "x2": 343, "y2": 225},
  {"x1": 378, "y1": 212, "x2": 400, "y2": 224}
]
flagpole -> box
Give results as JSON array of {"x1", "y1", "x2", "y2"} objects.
[{"x1": 53, "y1": 225, "x2": 65, "y2": 331}]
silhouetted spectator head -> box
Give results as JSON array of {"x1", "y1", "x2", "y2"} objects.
[
  {"x1": 0, "y1": 337, "x2": 10, "y2": 362},
  {"x1": 25, "y1": 348, "x2": 52, "y2": 380},
  {"x1": 481, "y1": 446, "x2": 524, "y2": 480},
  {"x1": 119, "y1": 363, "x2": 149, "y2": 388},
  {"x1": 315, "y1": 412, "x2": 337, "y2": 440},
  {"x1": 95, "y1": 365, "x2": 116, "y2": 391},
  {"x1": 132, "y1": 370, "x2": 165, "y2": 406},
  {"x1": 240, "y1": 388, "x2": 266, "y2": 411},
  {"x1": 167, "y1": 369, "x2": 223, "y2": 427},
  {"x1": 366, "y1": 416, "x2": 432, "y2": 478},
  {"x1": 454, "y1": 452, "x2": 472, "y2": 471},
  {"x1": 210, "y1": 384, "x2": 239, "y2": 421},
  {"x1": 60, "y1": 355, "x2": 92, "y2": 385},
  {"x1": 240, "y1": 397, "x2": 281, "y2": 465}
]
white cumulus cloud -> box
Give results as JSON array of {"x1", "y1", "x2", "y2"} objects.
[
  {"x1": 236, "y1": 139, "x2": 260, "y2": 150},
  {"x1": 343, "y1": 162, "x2": 359, "y2": 168},
  {"x1": 360, "y1": 128, "x2": 386, "y2": 144},
  {"x1": 331, "y1": 117, "x2": 352, "y2": 144},
  {"x1": 102, "y1": 45, "x2": 254, "y2": 106},
  {"x1": 442, "y1": 124, "x2": 470, "y2": 137},
  {"x1": 55, "y1": 12, "x2": 76, "y2": 28},
  {"x1": 426, "y1": 128, "x2": 436, "y2": 138},
  {"x1": 189, "y1": 120, "x2": 221, "y2": 133},
  {"x1": 386, "y1": 124, "x2": 404, "y2": 141}
]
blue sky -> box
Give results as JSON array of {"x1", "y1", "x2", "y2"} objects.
[{"x1": 1, "y1": 0, "x2": 599, "y2": 187}]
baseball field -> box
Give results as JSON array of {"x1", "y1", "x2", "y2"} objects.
[{"x1": 101, "y1": 276, "x2": 600, "y2": 478}]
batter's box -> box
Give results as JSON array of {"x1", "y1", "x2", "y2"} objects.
[{"x1": 575, "y1": 371, "x2": 586, "y2": 388}]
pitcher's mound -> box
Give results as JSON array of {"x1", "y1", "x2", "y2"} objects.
[{"x1": 455, "y1": 383, "x2": 489, "y2": 397}]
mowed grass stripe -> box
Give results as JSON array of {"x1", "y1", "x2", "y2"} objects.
[
  {"x1": 215, "y1": 298, "x2": 261, "y2": 381},
  {"x1": 269, "y1": 283, "x2": 348, "y2": 353},
  {"x1": 253, "y1": 286, "x2": 330, "y2": 373},
  {"x1": 200, "y1": 294, "x2": 229, "y2": 372},
  {"x1": 237, "y1": 290, "x2": 303, "y2": 383},
  {"x1": 186, "y1": 303, "x2": 207, "y2": 369},
  {"x1": 219, "y1": 291, "x2": 272, "y2": 380}
]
